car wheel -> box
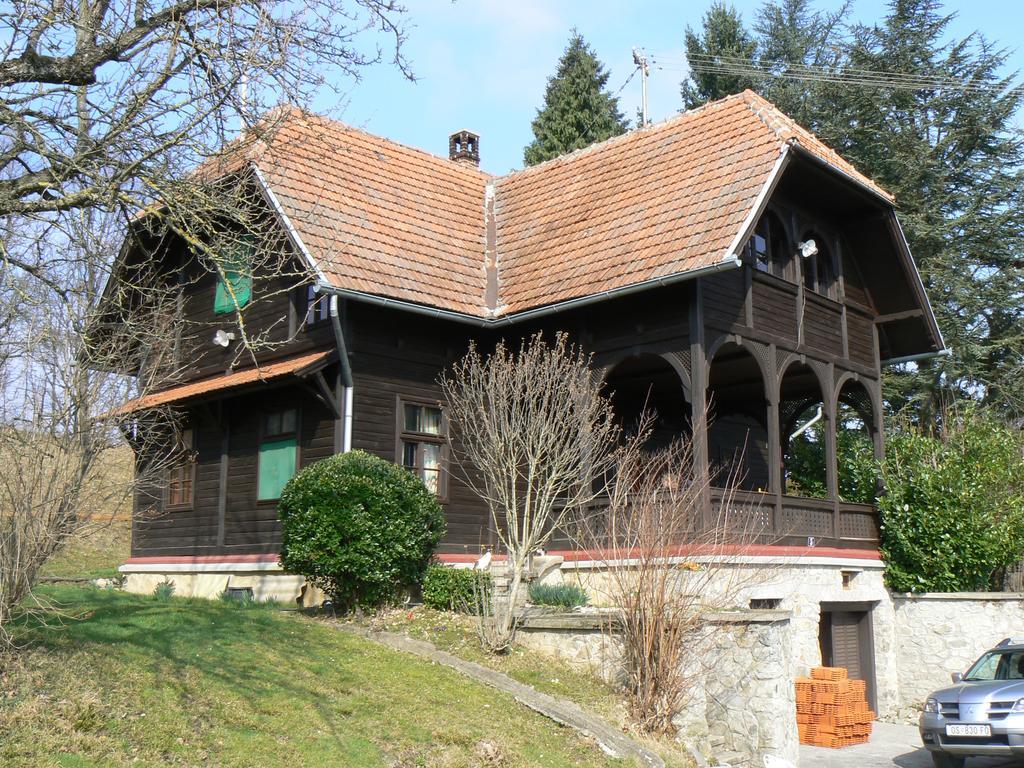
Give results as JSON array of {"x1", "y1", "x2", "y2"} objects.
[{"x1": 930, "y1": 753, "x2": 966, "y2": 768}]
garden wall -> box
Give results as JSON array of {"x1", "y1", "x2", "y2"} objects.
[
  {"x1": 891, "y1": 592, "x2": 1024, "y2": 717},
  {"x1": 516, "y1": 609, "x2": 799, "y2": 766}
]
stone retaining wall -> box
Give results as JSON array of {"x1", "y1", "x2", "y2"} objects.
[
  {"x1": 892, "y1": 592, "x2": 1024, "y2": 717},
  {"x1": 517, "y1": 609, "x2": 798, "y2": 766}
]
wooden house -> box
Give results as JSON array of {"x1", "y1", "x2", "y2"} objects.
[{"x1": 107, "y1": 91, "x2": 943, "y2": 662}]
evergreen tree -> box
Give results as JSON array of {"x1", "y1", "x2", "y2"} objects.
[
  {"x1": 682, "y1": 0, "x2": 1024, "y2": 426},
  {"x1": 826, "y1": 0, "x2": 1024, "y2": 424},
  {"x1": 753, "y1": 0, "x2": 849, "y2": 129},
  {"x1": 524, "y1": 32, "x2": 629, "y2": 167},
  {"x1": 680, "y1": 3, "x2": 758, "y2": 109}
]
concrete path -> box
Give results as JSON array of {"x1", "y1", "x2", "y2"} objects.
[
  {"x1": 800, "y1": 721, "x2": 1024, "y2": 767},
  {"x1": 337, "y1": 623, "x2": 665, "y2": 768}
]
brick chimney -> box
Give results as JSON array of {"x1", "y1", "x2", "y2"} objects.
[{"x1": 449, "y1": 130, "x2": 480, "y2": 166}]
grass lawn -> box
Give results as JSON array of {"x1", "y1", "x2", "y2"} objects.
[
  {"x1": 354, "y1": 610, "x2": 693, "y2": 768},
  {"x1": 358, "y1": 609, "x2": 624, "y2": 722},
  {"x1": 1, "y1": 586, "x2": 647, "y2": 768},
  {"x1": 40, "y1": 519, "x2": 132, "y2": 581}
]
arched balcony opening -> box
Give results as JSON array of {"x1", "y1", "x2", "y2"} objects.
[
  {"x1": 780, "y1": 362, "x2": 828, "y2": 500},
  {"x1": 836, "y1": 378, "x2": 880, "y2": 505},
  {"x1": 601, "y1": 353, "x2": 691, "y2": 452},
  {"x1": 707, "y1": 343, "x2": 769, "y2": 492}
]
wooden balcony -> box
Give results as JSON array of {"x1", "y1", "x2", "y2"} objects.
[{"x1": 710, "y1": 487, "x2": 880, "y2": 550}]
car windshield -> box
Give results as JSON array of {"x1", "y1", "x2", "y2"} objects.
[{"x1": 964, "y1": 650, "x2": 1024, "y2": 681}]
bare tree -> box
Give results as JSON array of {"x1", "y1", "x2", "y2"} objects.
[
  {"x1": 574, "y1": 433, "x2": 776, "y2": 736},
  {"x1": 0, "y1": 211, "x2": 185, "y2": 645},
  {"x1": 440, "y1": 333, "x2": 621, "y2": 651},
  {"x1": 0, "y1": 0, "x2": 413, "y2": 643}
]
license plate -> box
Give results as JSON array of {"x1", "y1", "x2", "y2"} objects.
[{"x1": 946, "y1": 724, "x2": 991, "y2": 737}]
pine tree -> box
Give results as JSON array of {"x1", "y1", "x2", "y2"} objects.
[
  {"x1": 752, "y1": 0, "x2": 849, "y2": 130},
  {"x1": 681, "y1": 0, "x2": 1024, "y2": 425},
  {"x1": 680, "y1": 3, "x2": 758, "y2": 109},
  {"x1": 825, "y1": 0, "x2": 1024, "y2": 423},
  {"x1": 524, "y1": 32, "x2": 629, "y2": 167}
]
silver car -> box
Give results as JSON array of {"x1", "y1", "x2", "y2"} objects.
[{"x1": 920, "y1": 638, "x2": 1024, "y2": 767}]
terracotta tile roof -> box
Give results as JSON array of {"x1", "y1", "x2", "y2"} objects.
[
  {"x1": 114, "y1": 350, "x2": 333, "y2": 414},
  {"x1": 218, "y1": 91, "x2": 892, "y2": 319},
  {"x1": 242, "y1": 108, "x2": 490, "y2": 316}
]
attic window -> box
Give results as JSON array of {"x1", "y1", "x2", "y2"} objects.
[
  {"x1": 305, "y1": 285, "x2": 330, "y2": 326},
  {"x1": 213, "y1": 237, "x2": 254, "y2": 314},
  {"x1": 745, "y1": 212, "x2": 791, "y2": 279}
]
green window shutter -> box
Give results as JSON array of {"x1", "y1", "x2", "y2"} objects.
[
  {"x1": 257, "y1": 437, "x2": 297, "y2": 500},
  {"x1": 214, "y1": 240, "x2": 253, "y2": 314}
]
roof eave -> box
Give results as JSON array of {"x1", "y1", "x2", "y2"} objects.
[{"x1": 317, "y1": 256, "x2": 745, "y2": 327}]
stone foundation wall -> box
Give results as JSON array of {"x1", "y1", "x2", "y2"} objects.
[
  {"x1": 517, "y1": 609, "x2": 798, "y2": 766},
  {"x1": 121, "y1": 569, "x2": 325, "y2": 606},
  {"x1": 892, "y1": 593, "x2": 1024, "y2": 716}
]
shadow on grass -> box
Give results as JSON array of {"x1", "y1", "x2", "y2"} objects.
[
  {"x1": 15, "y1": 587, "x2": 386, "y2": 760},
  {"x1": 9, "y1": 586, "x2": 623, "y2": 768}
]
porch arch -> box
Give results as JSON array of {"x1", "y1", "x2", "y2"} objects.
[
  {"x1": 778, "y1": 358, "x2": 831, "y2": 499},
  {"x1": 706, "y1": 341, "x2": 770, "y2": 491},
  {"x1": 834, "y1": 375, "x2": 882, "y2": 504},
  {"x1": 600, "y1": 353, "x2": 692, "y2": 451}
]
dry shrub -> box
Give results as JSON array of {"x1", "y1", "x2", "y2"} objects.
[
  {"x1": 440, "y1": 333, "x2": 621, "y2": 652},
  {"x1": 576, "y1": 429, "x2": 776, "y2": 735}
]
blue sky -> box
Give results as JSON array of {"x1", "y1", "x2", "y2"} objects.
[{"x1": 317, "y1": 0, "x2": 1024, "y2": 174}]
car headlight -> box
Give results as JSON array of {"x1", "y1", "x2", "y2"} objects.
[
  {"x1": 925, "y1": 698, "x2": 939, "y2": 713},
  {"x1": 1012, "y1": 698, "x2": 1024, "y2": 713}
]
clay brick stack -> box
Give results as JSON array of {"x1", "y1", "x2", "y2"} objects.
[{"x1": 795, "y1": 667, "x2": 874, "y2": 748}]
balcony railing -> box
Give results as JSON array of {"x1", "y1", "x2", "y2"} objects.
[{"x1": 710, "y1": 487, "x2": 880, "y2": 549}]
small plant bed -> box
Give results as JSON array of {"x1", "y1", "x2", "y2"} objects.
[
  {"x1": 1, "y1": 586, "x2": 644, "y2": 768},
  {"x1": 527, "y1": 583, "x2": 589, "y2": 610}
]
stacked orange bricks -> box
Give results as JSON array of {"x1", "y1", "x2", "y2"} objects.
[{"x1": 795, "y1": 667, "x2": 874, "y2": 748}]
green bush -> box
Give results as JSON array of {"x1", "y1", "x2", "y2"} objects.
[
  {"x1": 879, "y1": 408, "x2": 1024, "y2": 592},
  {"x1": 421, "y1": 563, "x2": 491, "y2": 613},
  {"x1": 528, "y1": 582, "x2": 588, "y2": 610},
  {"x1": 278, "y1": 450, "x2": 445, "y2": 609}
]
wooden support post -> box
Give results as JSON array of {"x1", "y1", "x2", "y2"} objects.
[
  {"x1": 217, "y1": 401, "x2": 230, "y2": 549},
  {"x1": 766, "y1": 343, "x2": 782, "y2": 535},
  {"x1": 689, "y1": 281, "x2": 710, "y2": 531},
  {"x1": 824, "y1": 367, "x2": 840, "y2": 540}
]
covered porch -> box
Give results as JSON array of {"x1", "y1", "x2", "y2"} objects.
[{"x1": 600, "y1": 339, "x2": 883, "y2": 550}]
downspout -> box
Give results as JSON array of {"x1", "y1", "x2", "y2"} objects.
[{"x1": 329, "y1": 293, "x2": 354, "y2": 452}]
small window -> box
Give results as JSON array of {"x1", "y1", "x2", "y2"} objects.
[
  {"x1": 167, "y1": 428, "x2": 196, "y2": 508},
  {"x1": 750, "y1": 598, "x2": 782, "y2": 610},
  {"x1": 397, "y1": 400, "x2": 446, "y2": 498},
  {"x1": 213, "y1": 238, "x2": 254, "y2": 314},
  {"x1": 801, "y1": 231, "x2": 834, "y2": 298},
  {"x1": 744, "y1": 212, "x2": 791, "y2": 279},
  {"x1": 305, "y1": 285, "x2": 330, "y2": 326},
  {"x1": 258, "y1": 407, "x2": 298, "y2": 501}
]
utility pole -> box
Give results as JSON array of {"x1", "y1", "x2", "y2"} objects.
[{"x1": 632, "y1": 48, "x2": 650, "y2": 126}]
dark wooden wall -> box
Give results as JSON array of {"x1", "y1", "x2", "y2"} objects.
[
  {"x1": 145, "y1": 240, "x2": 333, "y2": 387},
  {"x1": 132, "y1": 385, "x2": 335, "y2": 557}
]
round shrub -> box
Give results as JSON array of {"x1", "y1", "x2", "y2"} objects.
[
  {"x1": 278, "y1": 450, "x2": 445, "y2": 609},
  {"x1": 422, "y1": 563, "x2": 492, "y2": 613}
]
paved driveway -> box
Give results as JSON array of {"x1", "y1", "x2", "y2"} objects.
[{"x1": 799, "y1": 721, "x2": 1024, "y2": 767}]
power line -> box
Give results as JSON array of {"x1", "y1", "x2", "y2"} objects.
[{"x1": 647, "y1": 52, "x2": 1022, "y2": 96}]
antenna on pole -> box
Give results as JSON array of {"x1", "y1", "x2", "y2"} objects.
[{"x1": 632, "y1": 47, "x2": 650, "y2": 126}]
